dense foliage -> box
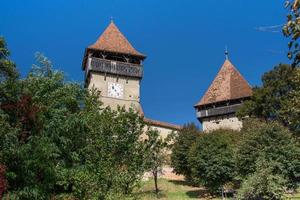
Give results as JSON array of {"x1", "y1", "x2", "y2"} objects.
[
  {"x1": 170, "y1": 123, "x2": 200, "y2": 181},
  {"x1": 0, "y1": 40, "x2": 149, "y2": 199},
  {"x1": 236, "y1": 120, "x2": 300, "y2": 191},
  {"x1": 237, "y1": 64, "x2": 300, "y2": 134},
  {"x1": 284, "y1": 0, "x2": 300, "y2": 66},
  {"x1": 237, "y1": 163, "x2": 287, "y2": 200},
  {"x1": 188, "y1": 129, "x2": 239, "y2": 193},
  {"x1": 169, "y1": 119, "x2": 300, "y2": 198}
]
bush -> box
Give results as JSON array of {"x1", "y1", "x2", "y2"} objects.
[
  {"x1": 188, "y1": 129, "x2": 239, "y2": 193},
  {"x1": 237, "y1": 159, "x2": 287, "y2": 200},
  {"x1": 170, "y1": 123, "x2": 200, "y2": 181},
  {"x1": 236, "y1": 119, "x2": 300, "y2": 189}
]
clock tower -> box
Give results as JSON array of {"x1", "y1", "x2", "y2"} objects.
[{"x1": 82, "y1": 21, "x2": 146, "y2": 113}]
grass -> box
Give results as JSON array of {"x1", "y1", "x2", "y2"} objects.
[
  {"x1": 283, "y1": 188, "x2": 300, "y2": 200},
  {"x1": 135, "y1": 178, "x2": 222, "y2": 200},
  {"x1": 134, "y1": 179, "x2": 300, "y2": 200}
]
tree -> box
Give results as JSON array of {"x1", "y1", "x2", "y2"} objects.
[
  {"x1": 0, "y1": 165, "x2": 7, "y2": 199},
  {"x1": 170, "y1": 123, "x2": 200, "y2": 181},
  {"x1": 0, "y1": 49, "x2": 148, "y2": 199},
  {"x1": 0, "y1": 37, "x2": 18, "y2": 82},
  {"x1": 237, "y1": 64, "x2": 300, "y2": 134},
  {"x1": 0, "y1": 37, "x2": 19, "y2": 105},
  {"x1": 235, "y1": 119, "x2": 300, "y2": 190},
  {"x1": 283, "y1": 0, "x2": 300, "y2": 66},
  {"x1": 237, "y1": 159, "x2": 287, "y2": 200},
  {"x1": 144, "y1": 129, "x2": 166, "y2": 195},
  {"x1": 188, "y1": 129, "x2": 239, "y2": 194}
]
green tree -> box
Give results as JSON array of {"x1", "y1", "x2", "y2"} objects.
[
  {"x1": 0, "y1": 37, "x2": 19, "y2": 105},
  {"x1": 144, "y1": 129, "x2": 166, "y2": 195},
  {"x1": 188, "y1": 129, "x2": 238, "y2": 194},
  {"x1": 283, "y1": 0, "x2": 300, "y2": 66},
  {"x1": 0, "y1": 37, "x2": 18, "y2": 82},
  {"x1": 236, "y1": 119, "x2": 300, "y2": 190},
  {"x1": 237, "y1": 64, "x2": 300, "y2": 134},
  {"x1": 0, "y1": 49, "x2": 148, "y2": 199},
  {"x1": 170, "y1": 123, "x2": 200, "y2": 181},
  {"x1": 237, "y1": 159, "x2": 287, "y2": 200}
]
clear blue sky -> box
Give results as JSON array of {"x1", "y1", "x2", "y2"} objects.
[{"x1": 0, "y1": 0, "x2": 290, "y2": 126}]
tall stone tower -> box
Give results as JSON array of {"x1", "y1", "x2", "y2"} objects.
[
  {"x1": 82, "y1": 21, "x2": 146, "y2": 113},
  {"x1": 194, "y1": 58, "x2": 252, "y2": 132}
]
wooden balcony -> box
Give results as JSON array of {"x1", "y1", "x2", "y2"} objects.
[
  {"x1": 196, "y1": 104, "x2": 241, "y2": 119},
  {"x1": 87, "y1": 57, "x2": 143, "y2": 78}
]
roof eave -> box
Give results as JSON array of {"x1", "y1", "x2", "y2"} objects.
[
  {"x1": 194, "y1": 95, "x2": 252, "y2": 108},
  {"x1": 87, "y1": 47, "x2": 147, "y2": 59}
]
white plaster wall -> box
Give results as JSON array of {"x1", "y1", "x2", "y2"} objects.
[{"x1": 202, "y1": 114, "x2": 242, "y2": 132}]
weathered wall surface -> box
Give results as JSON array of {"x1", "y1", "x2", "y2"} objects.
[
  {"x1": 145, "y1": 124, "x2": 175, "y2": 140},
  {"x1": 202, "y1": 114, "x2": 242, "y2": 132},
  {"x1": 88, "y1": 72, "x2": 142, "y2": 112}
]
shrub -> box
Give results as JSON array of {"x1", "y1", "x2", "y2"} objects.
[
  {"x1": 236, "y1": 120, "x2": 300, "y2": 189},
  {"x1": 237, "y1": 159, "x2": 287, "y2": 200},
  {"x1": 188, "y1": 129, "x2": 239, "y2": 193},
  {"x1": 170, "y1": 123, "x2": 200, "y2": 181}
]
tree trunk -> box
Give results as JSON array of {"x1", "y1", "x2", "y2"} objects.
[
  {"x1": 221, "y1": 185, "x2": 225, "y2": 200},
  {"x1": 153, "y1": 170, "x2": 159, "y2": 195}
]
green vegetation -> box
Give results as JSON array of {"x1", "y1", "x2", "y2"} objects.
[
  {"x1": 237, "y1": 64, "x2": 300, "y2": 134},
  {"x1": 137, "y1": 179, "x2": 300, "y2": 199},
  {"x1": 136, "y1": 178, "x2": 222, "y2": 200},
  {"x1": 284, "y1": 0, "x2": 300, "y2": 66},
  {"x1": 170, "y1": 123, "x2": 200, "y2": 181},
  {"x1": 237, "y1": 164, "x2": 287, "y2": 200},
  {"x1": 144, "y1": 129, "x2": 167, "y2": 195},
  {"x1": 0, "y1": 39, "x2": 157, "y2": 199},
  {"x1": 170, "y1": 120, "x2": 300, "y2": 199},
  {"x1": 236, "y1": 120, "x2": 300, "y2": 189},
  {"x1": 188, "y1": 129, "x2": 239, "y2": 195}
]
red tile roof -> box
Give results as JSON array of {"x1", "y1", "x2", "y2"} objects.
[
  {"x1": 88, "y1": 21, "x2": 145, "y2": 57},
  {"x1": 195, "y1": 59, "x2": 252, "y2": 107}
]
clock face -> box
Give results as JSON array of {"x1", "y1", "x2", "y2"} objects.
[{"x1": 108, "y1": 82, "x2": 124, "y2": 98}]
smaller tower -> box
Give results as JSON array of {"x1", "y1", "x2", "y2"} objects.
[{"x1": 194, "y1": 57, "x2": 252, "y2": 132}]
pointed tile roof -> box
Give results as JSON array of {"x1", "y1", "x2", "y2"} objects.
[
  {"x1": 195, "y1": 59, "x2": 252, "y2": 107},
  {"x1": 88, "y1": 21, "x2": 145, "y2": 57}
]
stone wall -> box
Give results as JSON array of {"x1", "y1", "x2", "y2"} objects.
[{"x1": 202, "y1": 114, "x2": 242, "y2": 132}]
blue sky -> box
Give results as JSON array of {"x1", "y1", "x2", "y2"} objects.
[{"x1": 0, "y1": 0, "x2": 290, "y2": 126}]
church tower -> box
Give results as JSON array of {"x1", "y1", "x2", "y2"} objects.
[
  {"x1": 194, "y1": 57, "x2": 252, "y2": 132},
  {"x1": 82, "y1": 21, "x2": 146, "y2": 113}
]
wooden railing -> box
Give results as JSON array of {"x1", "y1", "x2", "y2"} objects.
[
  {"x1": 196, "y1": 104, "x2": 241, "y2": 118},
  {"x1": 87, "y1": 57, "x2": 143, "y2": 78}
]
